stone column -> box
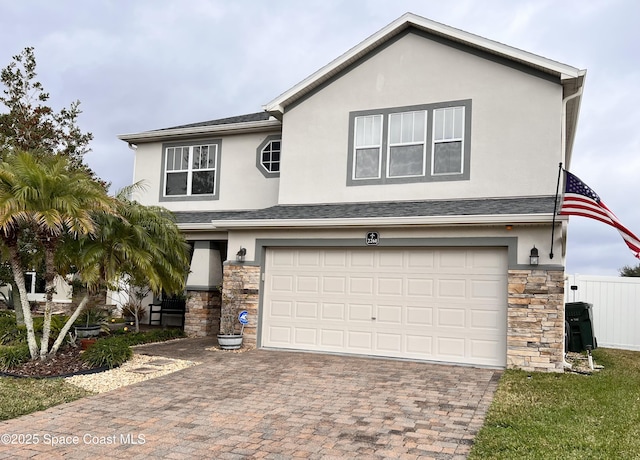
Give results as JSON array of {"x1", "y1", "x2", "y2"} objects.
[
  {"x1": 507, "y1": 269, "x2": 565, "y2": 372},
  {"x1": 222, "y1": 263, "x2": 260, "y2": 348},
  {"x1": 184, "y1": 290, "x2": 221, "y2": 337}
]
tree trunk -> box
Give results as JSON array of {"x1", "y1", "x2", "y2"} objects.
[
  {"x1": 6, "y1": 242, "x2": 38, "y2": 359},
  {"x1": 11, "y1": 282, "x2": 25, "y2": 326},
  {"x1": 39, "y1": 242, "x2": 57, "y2": 359},
  {"x1": 49, "y1": 292, "x2": 90, "y2": 356}
]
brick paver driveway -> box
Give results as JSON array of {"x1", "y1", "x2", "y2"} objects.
[{"x1": 0, "y1": 339, "x2": 501, "y2": 459}]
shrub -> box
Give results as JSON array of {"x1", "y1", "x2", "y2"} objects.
[
  {"x1": 80, "y1": 337, "x2": 132, "y2": 369},
  {"x1": 115, "y1": 328, "x2": 186, "y2": 346},
  {"x1": 0, "y1": 344, "x2": 30, "y2": 369}
]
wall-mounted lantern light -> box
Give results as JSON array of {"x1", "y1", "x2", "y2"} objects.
[
  {"x1": 529, "y1": 246, "x2": 539, "y2": 266},
  {"x1": 236, "y1": 247, "x2": 246, "y2": 263}
]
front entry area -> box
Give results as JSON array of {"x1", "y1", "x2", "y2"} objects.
[{"x1": 261, "y1": 247, "x2": 508, "y2": 367}]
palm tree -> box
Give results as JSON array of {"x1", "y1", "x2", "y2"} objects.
[
  {"x1": 49, "y1": 186, "x2": 190, "y2": 353},
  {"x1": 0, "y1": 151, "x2": 114, "y2": 359}
]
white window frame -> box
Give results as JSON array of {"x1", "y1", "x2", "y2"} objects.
[
  {"x1": 164, "y1": 143, "x2": 218, "y2": 197},
  {"x1": 260, "y1": 140, "x2": 280, "y2": 174},
  {"x1": 347, "y1": 100, "x2": 470, "y2": 186},
  {"x1": 352, "y1": 114, "x2": 383, "y2": 180},
  {"x1": 432, "y1": 106, "x2": 465, "y2": 176},
  {"x1": 386, "y1": 110, "x2": 427, "y2": 178}
]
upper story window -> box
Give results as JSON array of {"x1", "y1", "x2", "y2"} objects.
[
  {"x1": 347, "y1": 100, "x2": 471, "y2": 186},
  {"x1": 161, "y1": 139, "x2": 221, "y2": 201},
  {"x1": 256, "y1": 135, "x2": 281, "y2": 178}
]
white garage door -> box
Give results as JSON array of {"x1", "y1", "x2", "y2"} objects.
[{"x1": 261, "y1": 247, "x2": 507, "y2": 367}]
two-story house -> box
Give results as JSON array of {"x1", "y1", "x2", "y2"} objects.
[{"x1": 119, "y1": 13, "x2": 586, "y2": 372}]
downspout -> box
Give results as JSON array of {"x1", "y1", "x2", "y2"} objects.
[
  {"x1": 561, "y1": 83, "x2": 583, "y2": 370},
  {"x1": 127, "y1": 143, "x2": 138, "y2": 188}
]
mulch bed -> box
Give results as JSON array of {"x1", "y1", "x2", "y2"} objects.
[{"x1": 1, "y1": 347, "x2": 101, "y2": 378}]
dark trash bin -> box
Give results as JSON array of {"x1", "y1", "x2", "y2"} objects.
[{"x1": 565, "y1": 302, "x2": 597, "y2": 352}]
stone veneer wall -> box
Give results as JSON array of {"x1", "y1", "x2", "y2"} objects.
[
  {"x1": 184, "y1": 290, "x2": 221, "y2": 337},
  {"x1": 507, "y1": 269, "x2": 565, "y2": 373},
  {"x1": 222, "y1": 263, "x2": 260, "y2": 348}
]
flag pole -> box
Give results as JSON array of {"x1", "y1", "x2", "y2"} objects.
[{"x1": 550, "y1": 162, "x2": 563, "y2": 259}]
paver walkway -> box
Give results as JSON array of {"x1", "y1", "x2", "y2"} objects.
[{"x1": 1, "y1": 338, "x2": 501, "y2": 459}]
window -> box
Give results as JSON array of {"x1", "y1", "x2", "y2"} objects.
[
  {"x1": 388, "y1": 111, "x2": 426, "y2": 177},
  {"x1": 256, "y1": 135, "x2": 282, "y2": 178},
  {"x1": 433, "y1": 107, "x2": 464, "y2": 175},
  {"x1": 161, "y1": 139, "x2": 221, "y2": 201},
  {"x1": 354, "y1": 115, "x2": 382, "y2": 179},
  {"x1": 261, "y1": 140, "x2": 280, "y2": 173},
  {"x1": 24, "y1": 272, "x2": 46, "y2": 294},
  {"x1": 347, "y1": 100, "x2": 471, "y2": 185}
]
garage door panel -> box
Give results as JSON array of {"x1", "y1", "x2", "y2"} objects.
[
  {"x1": 269, "y1": 301, "x2": 293, "y2": 318},
  {"x1": 471, "y1": 279, "x2": 504, "y2": 299},
  {"x1": 321, "y1": 303, "x2": 346, "y2": 320},
  {"x1": 296, "y1": 276, "x2": 319, "y2": 293},
  {"x1": 438, "y1": 336, "x2": 466, "y2": 358},
  {"x1": 262, "y1": 247, "x2": 507, "y2": 367},
  {"x1": 350, "y1": 252, "x2": 375, "y2": 267},
  {"x1": 378, "y1": 277, "x2": 403, "y2": 295},
  {"x1": 267, "y1": 326, "x2": 292, "y2": 344},
  {"x1": 407, "y1": 278, "x2": 434, "y2": 296},
  {"x1": 379, "y1": 251, "x2": 405, "y2": 268},
  {"x1": 376, "y1": 305, "x2": 402, "y2": 325},
  {"x1": 298, "y1": 250, "x2": 321, "y2": 267},
  {"x1": 349, "y1": 304, "x2": 374, "y2": 321},
  {"x1": 406, "y1": 335, "x2": 433, "y2": 356},
  {"x1": 470, "y1": 309, "x2": 501, "y2": 330},
  {"x1": 437, "y1": 308, "x2": 466, "y2": 328},
  {"x1": 323, "y1": 250, "x2": 348, "y2": 267},
  {"x1": 438, "y1": 279, "x2": 467, "y2": 298},
  {"x1": 349, "y1": 277, "x2": 374, "y2": 295},
  {"x1": 348, "y1": 331, "x2": 373, "y2": 349},
  {"x1": 294, "y1": 328, "x2": 317, "y2": 345},
  {"x1": 376, "y1": 333, "x2": 402, "y2": 352},
  {"x1": 469, "y1": 339, "x2": 502, "y2": 362},
  {"x1": 320, "y1": 329, "x2": 345, "y2": 347},
  {"x1": 406, "y1": 306, "x2": 433, "y2": 325},
  {"x1": 322, "y1": 277, "x2": 347, "y2": 294},
  {"x1": 295, "y1": 302, "x2": 318, "y2": 319}
]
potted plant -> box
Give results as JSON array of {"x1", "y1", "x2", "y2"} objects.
[
  {"x1": 74, "y1": 305, "x2": 110, "y2": 338},
  {"x1": 217, "y1": 277, "x2": 246, "y2": 350}
]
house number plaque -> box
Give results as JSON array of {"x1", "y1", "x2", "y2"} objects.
[{"x1": 366, "y1": 232, "x2": 380, "y2": 246}]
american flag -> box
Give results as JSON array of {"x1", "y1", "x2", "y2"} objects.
[{"x1": 560, "y1": 170, "x2": 640, "y2": 259}]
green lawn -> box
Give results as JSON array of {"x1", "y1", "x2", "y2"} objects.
[
  {"x1": 0, "y1": 377, "x2": 92, "y2": 421},
  {"x1": 470, "y1": 348, "x2": 640, "y2": 459}
]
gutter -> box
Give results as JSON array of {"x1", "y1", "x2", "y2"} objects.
[
  {"x1": 205, "y1": 213, "x2": 567, "y2": 230},
  {"x1": 118, "y1": 119, "x2": 282, "y2": 143}
]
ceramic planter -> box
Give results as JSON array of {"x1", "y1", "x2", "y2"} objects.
[
  {"x1": 217, "y1": 334, "x2": 243, "y2": 350},
  {"x1": 75, "y1": 325, "x2": 101, "y2": 338}
]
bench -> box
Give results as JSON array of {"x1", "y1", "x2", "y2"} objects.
[{"x1": 148, "y1": 298, "x2": 186, "y2": 327}]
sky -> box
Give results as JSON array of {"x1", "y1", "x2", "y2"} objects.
[{"x1": 0, "y1": 0, "x2": 638, "y2": 276}]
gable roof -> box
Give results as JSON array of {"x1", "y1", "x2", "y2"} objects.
[
  {"x1": 263, "y1": 12, "x2": 586, "y2": 165},
  {"x1": 264, "y1": 12, "x2": 585, "y2": 115}
]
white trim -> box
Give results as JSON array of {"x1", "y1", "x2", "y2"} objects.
[
  {"x1": 207, "y1": 213, "x2": 566, "y2": 229},
  {"x1": 119, "y1": 119, "x2": 281, "y2": 143},
  {"x1": 264, "y1": 12, "x2": 584, "y2": 115}
]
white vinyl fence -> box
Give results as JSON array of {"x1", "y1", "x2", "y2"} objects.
[{"x1": 565, "y1": 274, "x2": 640, "y2": 351}]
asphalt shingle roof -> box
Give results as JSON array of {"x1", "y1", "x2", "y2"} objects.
[
  {"x1": 157, "y1": 112, "x2": 272, "y2": 131},
  {"x1": 173, "y1": 196, "x2": 557, "y2": 225}
]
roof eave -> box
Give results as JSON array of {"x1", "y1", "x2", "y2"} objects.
[
  {"x1": 118, "y1": 119, "x2": 281, "y2": 144},
  {"x1": 207, "y1": 213, "x2": 566, "y2": 230}
]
